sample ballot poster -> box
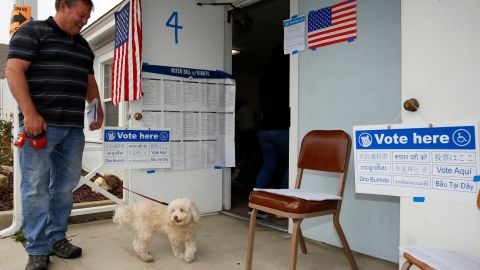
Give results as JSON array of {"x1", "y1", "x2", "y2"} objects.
[
  {"x1": 140, "y1": 64, "x2": 235, "y2": 171},
  {"x1": 104, "y1": 128, "x2": 171, "y2": 169},
  {"x1": 353, "y1": 122, "x2": 480, "y2": 205}
]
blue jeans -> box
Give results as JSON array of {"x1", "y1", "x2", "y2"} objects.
[
  {"x1": 19, "y1": 127, "x2": 85, "y2": 255},
  {"x1": 255, "y1": 129, "x2": 289, "y2": 189}
]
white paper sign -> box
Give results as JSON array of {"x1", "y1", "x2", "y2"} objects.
[
  {"x1": 103, "y1": 128, "x2": 171, "y2": 169},
  {"x1": 85, "y1": 98, "x2": 98, "y2": 125},
  {"x1": 353, "y1": 122, "x2": 480, "y2": 205},
  {"x1": 141, "y1": 65, "x2": 237, "y2": 170},
  {"x1": 254, "y1": 188, "x2": 341, "y2": 201},
  {"x1": 283, "y1": 15, "x2": 306, "y2": 54},
  {"x1": 400, "y1": 247, "x2": 480, "y2": 270}
]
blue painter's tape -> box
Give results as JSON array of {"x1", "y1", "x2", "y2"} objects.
[
  {"x1": 413, "y1": 197, "x2": 425, "y2": 203},
  {"x1": 214, "y1": 165, "x2": 222, "y2": 169},
  {"x1": 147, "y1": 170, "x2": 156, "y2": 174},
  {"x1": 292, "y1": 50, "x2": 299, "y2": 55},
  {"x1": 291, "y1": 15, "x2": 298, "y2": 19},
  {"x1": 473, "y1": 175, "x2": 480, "y2": 182}
]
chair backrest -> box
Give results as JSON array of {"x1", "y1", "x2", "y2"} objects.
[
  {"x1": 297, "y1": 130, "x2": 351, "y2": 172},
  {"x1": 477, "y1": 190, "x2": 480, "y2": 209}
]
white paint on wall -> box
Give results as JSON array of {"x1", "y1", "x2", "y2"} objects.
[
  {"x1": 402, "y1": 0, "x2": 480, "y2": 124},
  {"x1": 400, "y1": 0, "x2": 480, "y2": 266},
  {"x1": 142, "y1": 0, "x2": 225, "y2": 71}
]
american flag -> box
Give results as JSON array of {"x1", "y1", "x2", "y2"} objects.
[
  {"x1": 112, "y1": 0, "x2": 143, "y2": 105},
  {"x1": 307, "y1": 1, "x2": 357, "y2": 49}
]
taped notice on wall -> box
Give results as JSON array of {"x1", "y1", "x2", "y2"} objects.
[{"x1": 353, "y1": 121, "x2": 480, "y2": 205}]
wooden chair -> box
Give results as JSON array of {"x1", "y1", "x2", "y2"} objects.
[
  {"x1": 401, "y1": 252, "x2": 435, "y2": 270},
  {"x1": 477, "y1": 188, "x2": 480, "y2": 209},
  {"x1": 401, "y1": 192, "x2": 480, "y2": 270},
  {"x1": 401, "y1": 247, "x2": 480, "y2": 270},
  {"x1": 245, "y1": 130, "x2": 358, "y2": 270}
]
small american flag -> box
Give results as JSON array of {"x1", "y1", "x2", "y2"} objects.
[
  {"x1": 112, "y1": 0, "x2": 143, "y2": 105},
  {"x1": 307, "y1": 1, "x2": 357, "y2": 49}
]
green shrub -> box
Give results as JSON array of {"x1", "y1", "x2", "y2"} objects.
[{"x1": 0, "y1": 120, "x2": 13, "y2": 166}]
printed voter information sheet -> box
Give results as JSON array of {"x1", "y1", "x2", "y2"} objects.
[
  {"x1": 353, "y1": 122, "x2": 479, "y2": 205},
  {"x1": 140, "y1": 65, "x2": 236, "y2": 171},
  {"x1": 283, "y1": 15, "x2": 306, "y2": 54},
  {"x1": 103, "y1": 128, "x2": 171, "y2": 169}
]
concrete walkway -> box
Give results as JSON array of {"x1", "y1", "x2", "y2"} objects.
[{"x1": 0, "y1": 214, "x2": 397, "y2": 270}]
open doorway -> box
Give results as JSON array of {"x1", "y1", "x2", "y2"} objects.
[{"x1": 229, "y1": 0, "x2": 290, "y2": 229}]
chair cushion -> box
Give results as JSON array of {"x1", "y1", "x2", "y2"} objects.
[{"x1": 249, "y1": 191, "x2": 338, "y2": 214}]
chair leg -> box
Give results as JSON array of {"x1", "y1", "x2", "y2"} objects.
[
  {"x1": 289, "y1": 219, "x2": 303, "y2": 270},
  {"x1": 401, "y1": 261, "x2": 412, "y2": 270},
  {"x1": 246, "y1": 209, "x2": 257, "y2": 270},
  {"x1": 333, "y1": 214, "x2": 358, "y2": 270},
  {"x1": 298, "y1": 228, "x2": 307, "y2": 254}
]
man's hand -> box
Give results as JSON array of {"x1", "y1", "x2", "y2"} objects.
[
  {"x1": 23, "y1": 112, "x2": 47, "y2": 136},
  {"x1": 89, "y1": 121, "x2": 102, "y2": 131},
  {"x1": 89, "y1": 103, "x2": 104, "y2": 131},
  {"x1": 86, "y1": 74, "x2": 104, "y2": 131}
]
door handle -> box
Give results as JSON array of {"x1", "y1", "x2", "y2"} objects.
[
  {"x1": 134, "y1": 112, "x2": 143, "y2": 121},
  {"x1": 403, "y1": 98, "x2": 419, "y2": 112}
]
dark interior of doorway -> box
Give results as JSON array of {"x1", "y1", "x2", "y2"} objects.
[{"x1": 229, "y1": 0, "x2": 289, "y2": 228}]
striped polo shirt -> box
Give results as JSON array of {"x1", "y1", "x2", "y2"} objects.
[{"x1": 8, "y1": 16, "x2": 94, "y2": 128}]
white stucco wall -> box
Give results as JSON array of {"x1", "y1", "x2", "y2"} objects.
[{"x1": 400, "y1": 0, "x2": 480, "y2": 265}]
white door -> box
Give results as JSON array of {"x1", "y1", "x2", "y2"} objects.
[
  {"x1": 127, "y1": 0, "x2": 232, "y2": 213},
  {"x1": 400, "y1": 0, "x2": 480, "y2": 259}
]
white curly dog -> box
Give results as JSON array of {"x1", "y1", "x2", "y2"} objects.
[{"x1": 113, "y1": 198, "x2": 200, "y2": 263}]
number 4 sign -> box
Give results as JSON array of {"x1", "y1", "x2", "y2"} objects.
[{"x1": 166, "y1": 11, "x2": 183, "y2": 44}]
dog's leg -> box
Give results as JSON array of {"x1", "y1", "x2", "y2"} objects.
[
  {"x1": 184, "y1": 239, "x2": 197, "y2": 263},
  {"x1": 168, "y1": 234, "x2": 185, "y2": 260},
  {"x1": 133, "y1": 230, "x2": 154, "y2": 262}
]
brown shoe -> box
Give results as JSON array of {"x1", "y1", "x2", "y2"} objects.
[
  {"x1": 51, "y1": 238, "x2": 82, "y2": 259},
  {"x1": 25, "y1": 255, "x2": 49, "y2": 270}
]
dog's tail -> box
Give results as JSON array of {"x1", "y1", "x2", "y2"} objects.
[{"x1": 113, "y1": 205, "x2": 131, "y2": 225}]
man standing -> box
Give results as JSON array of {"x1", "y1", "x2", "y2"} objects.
[
  {"x1": 250, "y1": 44, "x2": 290, "y2": 219},
  {"x1": 6, "y1": 1, "x2": 103, "y2": 269}
]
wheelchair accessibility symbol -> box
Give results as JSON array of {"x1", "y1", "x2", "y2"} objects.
[
  {"x1": 452, "y1": 129, "x2": 471, "y2": 147},
  {"x1": 160, "y1": 131, "x2": 169, "y2": 141},
  {"x1": 358, "y1": 133, "x2": 373, "y2": 148}
]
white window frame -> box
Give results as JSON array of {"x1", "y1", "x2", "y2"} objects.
[
  {"x1": 102, "y1": 60, "x2": 120, "y2": 128},
  {"x1": 85, "y1": 42, "x2": 126, "y2": 142}
]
